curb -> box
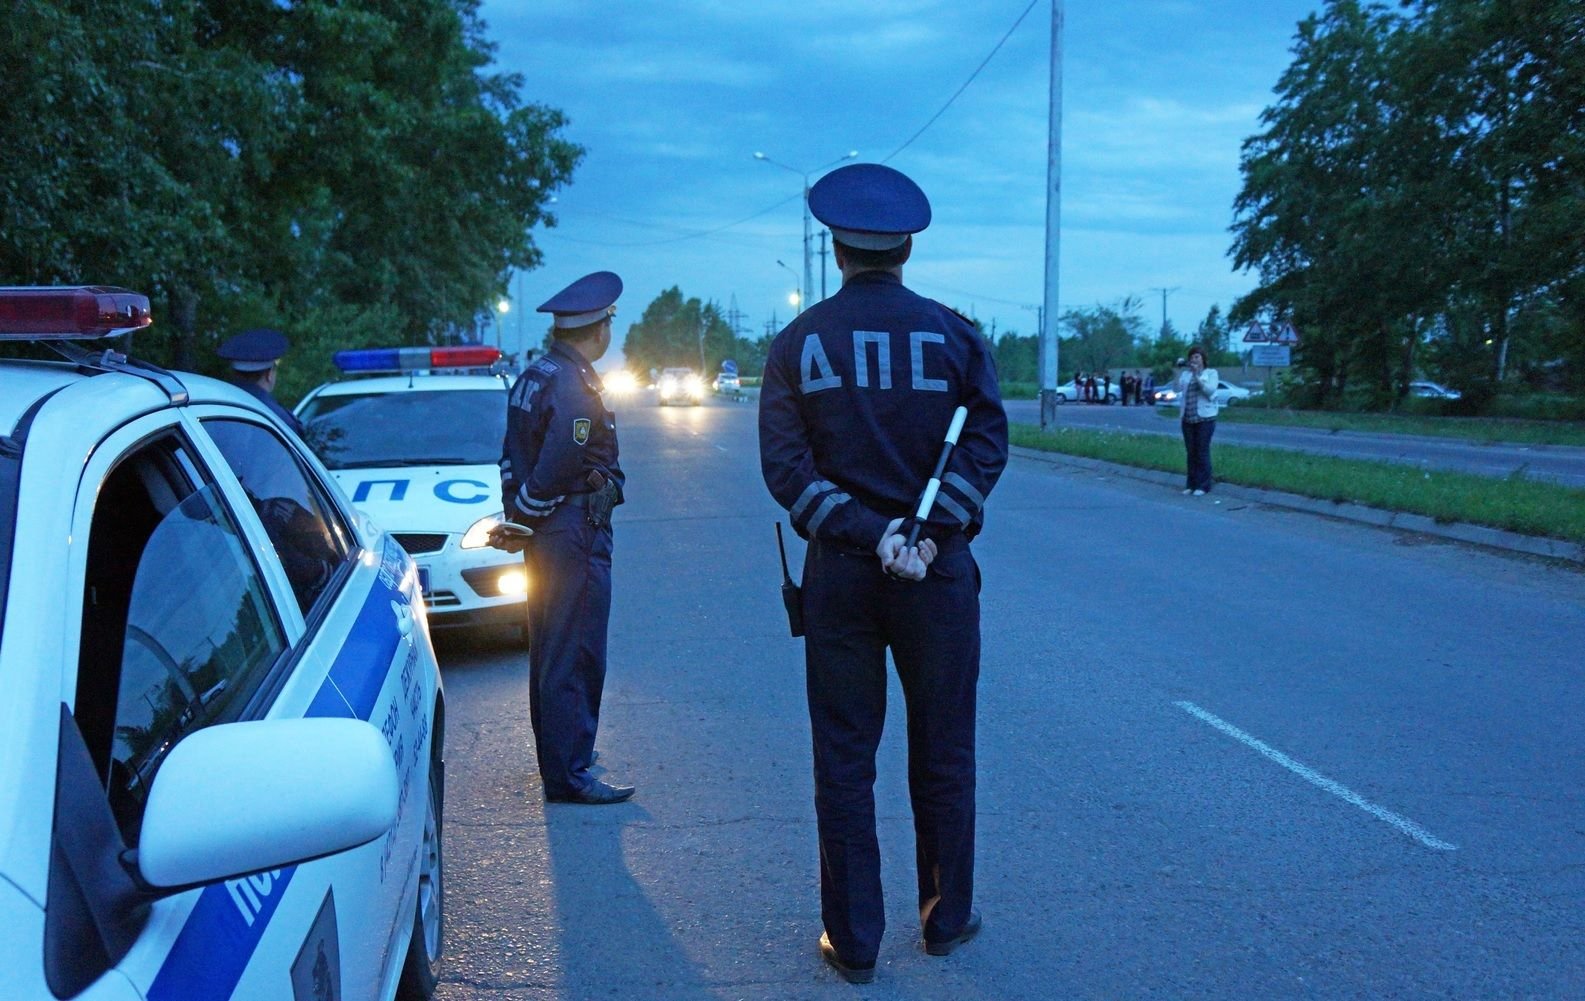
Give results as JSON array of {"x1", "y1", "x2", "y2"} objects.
[{"x1": 1010, "y1": 445, "x2": 1585, "y2": 567}]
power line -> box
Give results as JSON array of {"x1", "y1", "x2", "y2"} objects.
[
  {"x1": 546, "y1": 194, "x2": 802, "y2": 248},
  {"x1": 882, "y1": 0, "x2": 1041, "y2": 164}
]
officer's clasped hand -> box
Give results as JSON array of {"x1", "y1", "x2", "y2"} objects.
[{"x1": 877, "y1": 518, "x2": 937, "y2": 582}]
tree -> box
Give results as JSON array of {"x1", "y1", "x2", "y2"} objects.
[
  {"x1": 621, "y1": 287, "x2": 734, "y2": 377},
  {"x1": 1230, "y1": 0, "x2": 1585, "y2": 408},
  {"x1": 992, "y1": 332, "x2": 1039, "y2": 384},
  {"x1": 1059, "y1": 298, "x2": 1145, "y2": 376},
  {"x1": 0, "y1": 1, "x2": 582, "y2": 403}
]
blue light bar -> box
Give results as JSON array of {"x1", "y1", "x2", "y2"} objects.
[{"x1": 333, "y1": 346, "x2": 501, "y2": 374}]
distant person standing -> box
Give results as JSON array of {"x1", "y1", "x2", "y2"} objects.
[
  {"x1": 217, "y1": 327, "x2": 303, "y2": 435},
  {"x1": 759, "y1": 163, "x2": 1008, "y2": 984},
  {"x1": 1143, "y1": 370, "x2": 1156, "y2": 405},
  {"x1": 1176, "y1": 345, "x2": 1219, "y2": 495}
]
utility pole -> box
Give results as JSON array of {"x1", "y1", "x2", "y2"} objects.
[
  {"x1": 1149, "y1": 286, "x2": 1180, "y2": 337},
  {"x1": 1039, "y1": 0, "x2": 1065, "y2": 430},
  {"x1": 818, "y1": 230, "x2": 830, "y2": 300}
]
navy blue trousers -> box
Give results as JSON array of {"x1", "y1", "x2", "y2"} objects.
[
  {"x1": 521, "y1": 503, "x2": 613, "y2": 798},
  {"x1": 801, "y1": 538, "x2": 981, "y2": 965},
  {"x1": 1182, "y1": 418, "x2": 1216, "y2": 492}
]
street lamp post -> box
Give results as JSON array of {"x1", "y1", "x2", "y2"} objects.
[
  {"x1": 754, "y1": 150, "x2": 858, "y2": 310},
  {"x1": 775, "y1": 260, "x2": 802, "y2": 313},
  {"x1": 494, "y1": 298, "x2": 510, "y2": 353}
]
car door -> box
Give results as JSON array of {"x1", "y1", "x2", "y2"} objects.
[
  {"x1": 51, "y1": 411, "x2": 309, "y2": 1001},
  {"x1": 46, "y1": 405, "x2": 428, "y2": 1001},
  {"x1": 187, "y1": 410, "x2": 434, "y2": 1001}
]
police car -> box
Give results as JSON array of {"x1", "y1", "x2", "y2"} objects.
[
  {"x1": 0, "y1": 287, "x2": 445, "y2": 1000},
  {"x1": 295, "y1": 348, "x2": 527, "y2": 637}
]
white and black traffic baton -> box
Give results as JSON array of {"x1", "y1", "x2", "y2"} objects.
[{"x1": 904, "y1": 405, "x2": 969, "y2": 549}]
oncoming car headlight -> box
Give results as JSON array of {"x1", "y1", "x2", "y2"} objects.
[
  {"x1": 460, "y1": 511, "x2": 505, "y2": 549},
  {"x1": 683, "y1": 374, "x2": 703, "y2": 394},
  {"x1": 604, "y1": 370, "x2": 638, "y2": 395}
]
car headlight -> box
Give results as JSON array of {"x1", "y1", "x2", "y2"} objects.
[
  {"x1": 460, "y1": 511, "x2": 505, "y2": 549},
  {"x1": 660, "y1": 377, "x2": 678, "y2": 395}
]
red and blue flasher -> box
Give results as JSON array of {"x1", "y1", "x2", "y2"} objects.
[{"x1": 332, "y1": 345, "x2": 501, "y2": 373}]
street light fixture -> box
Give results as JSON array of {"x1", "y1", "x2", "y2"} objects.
[
  {"x1": 494, "y1": 298, "x2": 510, "y2": 352},
  {"x1": 754, "y1": 149, "x2": 858, "y2": 310},
  {"x1": 776, "y1": 259, "x2": 802, "y2": 312}
]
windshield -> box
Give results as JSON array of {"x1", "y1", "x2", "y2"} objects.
[{"x1": 298, "y1": 389, "x2": 506, "y2": 469}]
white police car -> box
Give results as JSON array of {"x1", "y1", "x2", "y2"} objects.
[
  {"x1": 0, "y1": 287, "x2": 445, "y2": 1000},
  {"x1": 295, "y1": 348, "x2": 526, "y2": 637}
]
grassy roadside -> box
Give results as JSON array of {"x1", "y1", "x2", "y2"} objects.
[
  {"x1": 1212, "y1": 406, "x2": 1585, "y2": 447},
  {"x1": 1009, "y1": 423, "x2": 1585, "y2": 545}
]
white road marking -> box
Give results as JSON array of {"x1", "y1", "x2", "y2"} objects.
[{"x1": 1175, "y1": 701, "x2": 1457, "y2": 851}]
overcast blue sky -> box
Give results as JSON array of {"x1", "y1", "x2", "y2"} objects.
[{"x1": 479, "y1": 0, "x2": 1321, "y2": 367}]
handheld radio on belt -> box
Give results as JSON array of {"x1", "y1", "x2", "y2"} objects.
[
  {"x1": 775, "y1": 522, "x2": 804, "y2": 637},
  {"x1": 904, "y1": 406, "x2": 969, "y2": 548}
]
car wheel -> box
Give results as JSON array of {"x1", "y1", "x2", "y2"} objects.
[
  {"x1": 1106, "y1": 393, "x2": 1118, "y2": 404},
  {"x1": 1055, "y1": 393, "x2": 1067, "y2": 404},
  {"x1": 396, "y1": 753, "x2": 444, "y2": 1000}
]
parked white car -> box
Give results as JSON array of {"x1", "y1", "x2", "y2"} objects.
[
  {"x1": 0, "y1": 287, "x2": 445, "y2": 1001},
  {"x1": 1409, "y1": 380, "x2": 1462, "y2": 400}
]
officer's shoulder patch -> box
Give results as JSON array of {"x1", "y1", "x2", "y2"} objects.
[
  {"x1": 532, "y1": 357, "x2": 560, "y2": 375},
  {"x1": 572, "y1": 417, "x2": 592, "y2": 445}
]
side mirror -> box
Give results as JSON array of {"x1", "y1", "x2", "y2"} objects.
[{"x1": 136, "y1": 718, "x2": 398, "y2": 889}]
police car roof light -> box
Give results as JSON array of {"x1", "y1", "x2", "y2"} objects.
[
  {"x1": 333, "y1": 345, "x2": 501, "y2": 373},
  {"x1": 0, "y1": 286, "x2": 153, "y2": 340}
]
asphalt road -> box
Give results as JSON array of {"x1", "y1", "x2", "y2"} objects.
[
  {"x1": 1002, "y1": 398, "x2": 1585, "y2": 488},
  {"x1": 432, "y1": 393, "x2": 1585, "y2": 1000}
]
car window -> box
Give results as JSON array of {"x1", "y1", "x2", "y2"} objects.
[
  {"x1": 75, "y1": 433, "x2": 289, "y2": 842},
  {"x1": 296, "y1": 389, "x2": 507, "y2": 468},
  {"x1": 204, "y1": 419, "x2": 354, "y2": 617}
]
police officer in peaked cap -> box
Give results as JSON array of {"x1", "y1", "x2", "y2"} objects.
[
  {"x1": 217, "y1": 327, "x2": 303, "y2": 435},
  {"x1": 758, "y1": 163, "x2": 1009, "y2": 982},
  {"x1": 499, "y1": 271, "x2": 634, "y2": 805}
]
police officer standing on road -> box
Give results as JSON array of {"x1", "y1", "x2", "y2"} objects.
[
  {"x1": 499, "y1": 272, "x2": 635, "y2": 805},
  {"x1": 217, "y1": 327, "x2": 303, "y2": 435},
  {"x1": 758, "y1": 164, "x2": 1009, "y2": 983}
]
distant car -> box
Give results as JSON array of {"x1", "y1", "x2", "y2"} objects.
[
  {"x1": 1053, "y1": 377, "x2": 1119, "y2": 404},
  {"x1": 1153, "y1": 379, "x2": 1252, "y2": 407},
  {"x1": 658, "y1": 367, "x2": 704, "y2": 405},
  {"x1": 713, "y1": 371, "x2": 741, "y2": 394},
  {"x1": 1409, "y1": 380, "x2": 1462, "y2": 400},
  {"x1": 297, "y1": 347, "x2": 529, "y2": 636},
  {"x1": 0, "y1": 287, "x2": 444, "y2": 1001},
  {"x1": 603, "y1": 368, "x2": 639, "y2": 396}
]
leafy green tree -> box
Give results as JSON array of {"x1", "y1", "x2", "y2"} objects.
[
  {"x1": 993, "y1": 332, "x2": 1039, "y2": 384},
  {"x1": 1059, "y1": 298, "x2": 1144, "y2": 376},
  {"x1": 621, "y1": 287, "x2": 735, "y2": 378},
  {"x1": 0, "y1": 0, "x2": 581, "y2": 403}
]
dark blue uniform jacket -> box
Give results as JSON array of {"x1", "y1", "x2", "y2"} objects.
[
  {"x1": 500, "y1": 340, "x2": 623, "y2": 520},
  {"x1": 759, "y1": 270, "x2": 1008, "y2": 550},
  {"x1": 236, "y1": 380, "x2": 303, "y2": 436}
]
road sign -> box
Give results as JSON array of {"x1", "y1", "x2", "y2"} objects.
[
  {"x1": 1242, "y1": 320, "x2": 1270, "y2": 344},
  {"x1": 1274, "y1": 321, "x2": 1300, "y2": 345},
  {"x1": 1251, "y1": 344, "x2": 1291, "y2": 367},
  {"x1": 721, "y1": 359, "x2": 738, "y2": 374}
]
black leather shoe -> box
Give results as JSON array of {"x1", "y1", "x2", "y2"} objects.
[
  {"x1": 924, "y1": 910, "x2": 982, "y2": 956},
  {"x1": 819, "y1": 932, "x2": 876, "y2": 984},
  {"x1": 546, "y1": 780, "x2": 634, "y2": 805}
]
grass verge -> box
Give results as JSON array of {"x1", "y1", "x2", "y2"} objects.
[
  {"x1": 1009, "y1": 422, "x2": 1585, "y2": 546},
  {"x1": 1202, "y1": 406, "x2": 1585, "y2": 447}
]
